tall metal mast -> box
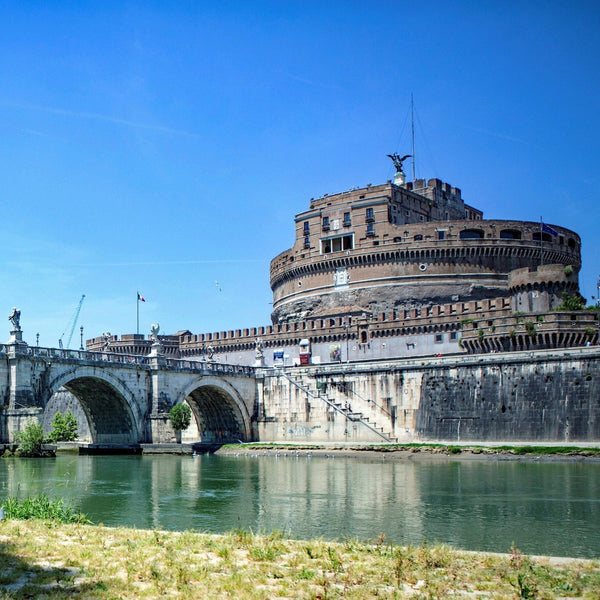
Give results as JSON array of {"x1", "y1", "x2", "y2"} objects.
[{"x1": 411, "y1": 94, "x2": 416, "y2": 182}]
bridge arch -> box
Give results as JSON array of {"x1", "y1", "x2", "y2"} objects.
[
  {"x1": 46, "y1": 368, "x2": 144, "y2": 444},
  {"x1": 177, "y1": 376, "x2": 252, "y2": 443}
]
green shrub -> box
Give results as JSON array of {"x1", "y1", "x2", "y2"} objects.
[
  {"x1": 15, "y1": 423, "x2": 45, "y2": 456},
  {"x1": 564, "y1": 265, "x2": 573, "y2": 276},
  {"x1": 47, "y1": 410, "x2": 78, "y2": 443},
  {"x1": 169, "y1": 403, "x2": 191, "y2": 431},
  {"x1": 525, "y1": 321, "x2": 537, "y2": 337},
  {"x1": 555, "y1": 291, "x2": 586, "y2": 311}
]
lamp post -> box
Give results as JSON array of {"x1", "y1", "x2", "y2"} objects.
[
  {"x1": 80, "y1": 326, "x2": 84, "y2": 351},
  {"x1": 343, "y1": 319, "x2": 350, "y2": 363}
]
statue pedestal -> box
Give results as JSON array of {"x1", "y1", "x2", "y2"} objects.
[
  {"x1": 393, "y1": 171, "x2": 406, "y2": 186},
  {"x1": 8, "y1": 329, "x2": 25, "y2": 345},
  {"x1": 149, "y1": 340, "x2": 164, "y2": 357}
]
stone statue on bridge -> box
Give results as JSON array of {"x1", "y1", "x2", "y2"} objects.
[
  {"x1": 102, "y1": 332, "x2": 112, "y2": 349},
  {"x1": 8, "y1": 308, "x2": 21, "y2": 331},
  {"x1": 254, "y1": 337, "x2": 265, "y2": 367}
]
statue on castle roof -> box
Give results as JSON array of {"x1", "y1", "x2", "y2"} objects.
[{"x1": 387, "y1": 153, "x2": 412, "y2": 174}]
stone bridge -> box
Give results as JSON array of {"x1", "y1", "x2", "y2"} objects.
[{"x1": 0, "y1": 339, "x2": 259, "y2": 446}]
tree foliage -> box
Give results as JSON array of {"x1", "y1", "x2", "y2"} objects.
[
  {"x1": 15, "y1": 423, "x2": 45, "y2": 456},
  {"x1": 556, "y1": 291, "x2": 586, "y2": 311},
  {"x1": 47, "y1": 410, "x2": 78, "y2": 443},
  {"x1": 169, "y1": 403, "x2": 192, "y2": 431}
]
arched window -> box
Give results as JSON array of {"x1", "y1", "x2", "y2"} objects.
[
  {"x1": 500, "y1": 229, "x2": 522, "y2": 239},
  {"x1": 460, "y1": 229, "x2": 484, "y2": 240}
]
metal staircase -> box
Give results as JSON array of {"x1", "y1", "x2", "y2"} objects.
[{"x1": 277, "y1": 370, "x2": 397, "y2": 443}]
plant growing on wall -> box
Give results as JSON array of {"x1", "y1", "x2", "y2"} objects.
[
  {"x1": 556, "y1": 291, "x2": 586, "y2": 311},
  {"x1": 525, "y1": 321, "x2": 537, "y2": 337},
  {"x1": 47, "y1": 410, "x2": 78, "y2": 443},
  {"x1": 169, "y1": 403, "x2": 191, "y2": 431}
]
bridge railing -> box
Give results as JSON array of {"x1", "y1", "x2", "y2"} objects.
[
  {"x1": 164, "y1": 358, "x2": 256, "y2": 376},
  {"x1": 18, "y1": 345, "x2": 256, "y2": 376},
  {"x1": 26, "y1": 346, "x2": 151, "y2": 365}
]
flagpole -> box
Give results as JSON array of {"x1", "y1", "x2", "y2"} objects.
[
  {"x1": 540, "y1": 216, "x2": 544, "y2": 267},
  {"x1": 136, "y1": 293, "x2": 139, "y2": 335}
]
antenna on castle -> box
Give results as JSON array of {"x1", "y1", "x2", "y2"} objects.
[{"x1": 411, "y1": 94, "x2": 416, "y2": 182}]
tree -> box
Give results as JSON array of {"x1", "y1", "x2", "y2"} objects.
[
  {"x1": 169, "y1": 403, "x2": 191, "y2": 431},
  {"x1": 15, "y1": 423, "x2": 45, "y2": 456},
  {"x1": 47, "y1": 410, "x2": 78, "y2": 443},
  {"x1": 556, "y1": 291, "x2": 586, "y2": 311}
]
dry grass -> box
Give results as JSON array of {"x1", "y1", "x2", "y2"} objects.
[{"x1": 0, "y1": 519, "x2": 598, "y2": 599}]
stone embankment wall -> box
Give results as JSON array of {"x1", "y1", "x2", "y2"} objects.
[{"x1": 256, "y1": 347, "x2": 600, "y2": 444}]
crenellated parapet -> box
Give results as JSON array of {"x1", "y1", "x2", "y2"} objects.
[
  {"x1": 459, "y1": 310, "x2": 598, "y2": 354},
  {"x1": 508, "y1": 264, "x2": 579, "y2": 312}
]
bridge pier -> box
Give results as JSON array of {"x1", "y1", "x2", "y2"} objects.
[
  {"x1": 147, "y1": 353, "x2": 179, "y2": 443},
  {"x1": 5, "y1": 340, "x2": 36, "y2": 409}
]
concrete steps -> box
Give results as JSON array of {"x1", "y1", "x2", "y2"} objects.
[{"x1": 286, "y1": 374, "x2": 397, "y2": 443}]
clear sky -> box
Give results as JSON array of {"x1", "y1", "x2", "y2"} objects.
[{"x1": 1, "y1": 1, "x2": 598, "y2": 348}]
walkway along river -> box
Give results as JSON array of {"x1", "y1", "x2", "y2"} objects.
[{"x1": 0, "y1": 453, "x2": 598, "y2": 559}]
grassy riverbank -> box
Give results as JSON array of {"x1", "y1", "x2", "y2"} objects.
[{"x1": 0, "y1": 519, "x2": 599, "y2": 599}]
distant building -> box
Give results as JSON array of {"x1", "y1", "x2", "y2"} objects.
[{"x1": 88, "y1": 171, "x2": 597, "y2": 364}]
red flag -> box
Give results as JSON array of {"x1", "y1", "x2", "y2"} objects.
[{"x1": 137, "y1": 292, "x2": 146, "y2": 302}]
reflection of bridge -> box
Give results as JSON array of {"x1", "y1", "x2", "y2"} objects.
[{"x1": 0, "y1": 340, "x2": 258, "y2": 445}]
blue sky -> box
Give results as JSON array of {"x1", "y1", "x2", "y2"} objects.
[{"x1": 0, "y1": 1, "x2": 598, "y2": 348}]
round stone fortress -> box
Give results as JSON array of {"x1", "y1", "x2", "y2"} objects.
[
  {"x1": 88, "y1": 170, "x2": 595, "y2": 365},
  {"x1": 270, "y1": 178, "x2": 581, "y2": 323}
]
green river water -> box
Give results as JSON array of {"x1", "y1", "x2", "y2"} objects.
[{"x1": 0, "y1": 454, "x2": 598, "y2": 558}]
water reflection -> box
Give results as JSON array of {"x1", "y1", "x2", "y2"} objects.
[{"x1": 0, "y1": 455, "x2": 598, "y2": 558}]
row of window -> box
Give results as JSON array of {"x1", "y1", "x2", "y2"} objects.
[
  {"x1": 305, "y1": 208, "x2": 374, "y2": 235},
  {"x1": 306, "y1": 220, "x2": 575, "y2": 252}
]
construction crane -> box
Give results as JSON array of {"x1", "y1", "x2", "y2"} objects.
[{"x1": 58, "y1": 294, "x2": 86, "y2": 349}]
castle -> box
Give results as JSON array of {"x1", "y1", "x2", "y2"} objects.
[{"x1": 88, "y1": 164, "x2": 598, "y2": 363}]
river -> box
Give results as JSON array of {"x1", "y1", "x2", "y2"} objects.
[{"x1": 0, "y1": 453, "x2": 598, "y2": 558}]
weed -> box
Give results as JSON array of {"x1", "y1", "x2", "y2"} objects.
[{"x1": 1, "y1": 493, "x2": 88, "y2": 523}]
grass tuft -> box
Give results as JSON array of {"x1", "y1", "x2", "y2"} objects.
[{"x1": 1, "y1": 493, "x2": 89, "y2": 523}]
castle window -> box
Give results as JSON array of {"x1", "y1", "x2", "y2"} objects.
[
  {"x1": 303, "y1": 221, "x2": 310, "y2": 234},
  {"x1": 437, "y1": 230, "x2": 445, "y2": 240},
  {"x1": 366, "y1": 207, "x2": 375, "y2": 222},
  {"x1": 343, "y1": 212, "x2": 351, "y2": 227},
  {"x1": 366, "y1": 223, "x2": 375, "y2": 237},
  {"x1": 450, "y1": 331, "x2": 458, "y2": 341},
  {"x1": 500, "y1": 229, "x2": 521, "y2": 239},
  {"x1": 414, "y1": 234, "x2": 423, "y2": 241},
  {"x1": 304, "y1": 236, "x2": 310, "y2": 249},
  {"x1": 460, "y1": 229, "x2": 484, "y2": 239},
  {"x1": 322, "y1": 216, "x2": 330, "y2": 231},
  {"x1": 435, "y1": 333, "x2": 444, "y2": 343},
  {"x1": 321, "y1": 234, "x2": 353, "y2": 254}
]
